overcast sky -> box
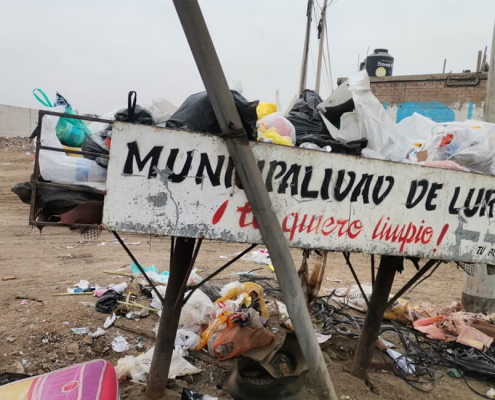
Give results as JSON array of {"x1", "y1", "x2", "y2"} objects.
[{"x1": 0, "y1": 0, "x2": 493, "y2": 115}]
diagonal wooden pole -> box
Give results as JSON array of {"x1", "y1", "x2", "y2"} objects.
[{"x1": 153, "y1": 1, "x2": 338, "y2": 400}]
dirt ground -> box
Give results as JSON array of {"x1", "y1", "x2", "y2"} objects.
[{"x1": 0, "y1": 144, "x2": 493, "y2": 399}]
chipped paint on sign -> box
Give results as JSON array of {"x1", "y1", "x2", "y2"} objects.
[{"x1": 104, "y1": 122, "x2": 495, "y2": 263}]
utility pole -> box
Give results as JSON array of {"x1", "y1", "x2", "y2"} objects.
[
  {"x1": 315, "y1": 0, "x2": 328, "y2": 93},
  {"x1": 299, "y1": 0, "x2": 314, "y2": 95},
  {"x1": 485, "y1": 19, "x2": 495, "y2": 123}
]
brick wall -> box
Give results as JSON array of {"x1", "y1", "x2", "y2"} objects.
[{"x1": 368, "y1": 73, "x2": 487, "y2": 123}]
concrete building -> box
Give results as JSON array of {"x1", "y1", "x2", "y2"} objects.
[{"x1": 369, "y1": 72, "x2": 487, "y2": 123}]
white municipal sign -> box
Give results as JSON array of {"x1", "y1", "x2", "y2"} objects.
[{"x1": 104, "y1": 122, "x2": 495, "y2": 263}]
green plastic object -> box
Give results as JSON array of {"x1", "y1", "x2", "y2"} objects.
[
  {"x1": 33, "y1": 89, "x2": 91, "y2": 147},
  {"x1": 447, "y1": 368, "x2": 463, "y2": 379}
]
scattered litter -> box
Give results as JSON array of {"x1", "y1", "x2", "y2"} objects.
[
  {"x1": 487, "y1": 388, "x2": 495, "y2": 399},
  {"x1": 325, "y1": 277, "x2": 341, "y2": 283},
  {"x1": 136, "y1": 337, "x2": 145, "y2": 350},
  {"x1": 334, "y1": 283, "x2": 372, "y2": 312},
  {"x1": 456, "y1": 325, "x2": 494, "y2": 351},
  {"x1": 151, "y1": 286, "x2": 167, "y2": 310},
  {"x1": 181, "y1": 388, "x2": 218, "y2": 400},
  {"x1": 75, "y1": 279, "x2": 91, "y2": 290},
  {"x1": 21, "y1": 359, "x2": 29, "y2": 366},
  {"x1": 112, "y1": 336, "x2": 129, "y2": 352},
  {"x1": 175, "y1": 329, "x2": 201, "y2": 357},
  {"x1": 41, "y1": 338, "x2": 49, "y2": 344},
  {"x1": 116, "y1": 346, "x2": 201, "y2": 381},
  {"x1": 386, "y1": 348, "x2": 416, "y2": 375},
  {"x1": 90, "y1": 327, "x2": 106, "y2": 338},
  {"x1": 2, "y1": 276, "x2": 16, "y2": 281},
  {"x1": 131, "y1": 262, "x2": 169, "y2": 284},
  {"x1": 378, "y1": 337, "x2": 395, "y2": 349},
  {"x1": 219, "y1": 256, "x2": 228, "y2": 259},
  {"x1": 96, "y1": 290, "x2": 122, "y2": 314},
  {"x1": 104, "y1": 313, "x2": 117, "y2": 329},
  {"x1": 187, "y1": 268, "x2": 203, "y2": 286},
  {"x1": 71, "y1": 327, "x2": 90, "y2": 335},
  {"x1": 109, "y1": 282, "x2": 127, "y2": 294},
  {"x1": 20, "y1": 300, "x2": 28, "y2": 306},
  {"x1": 126, "y1": 241, "x2": 141, "y2": 245},
  {"x1": 62, "y1": 321, "x2": 71, "y2": 326},
  {"x1": 316, "y1": 333, "x2": 332, "y2": 344},
  {"x1": 79, "y1": 301, "x2": 95, "y2": 308},
  {"x1": 252, "y1": 249, "x2": 271, "y2": 265},
  {"x1": 447, "y1": 368, "x2": 463, "y2": 379},
  {"x1": 6, "y1": 337, "x2": 16, "y2": 343},
  {"x1": 276, "y1": 301, "x2": 293, "y2": 330}
]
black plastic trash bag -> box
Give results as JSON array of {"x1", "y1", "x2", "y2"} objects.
[
  {"x1": 11, "y1": 181, "x2": 104, "y2": 216},
  {"x1": 115, "y1": 105, "x2": 153, "y2": 125},
  {"x1": 115, "y1": 91, "x2": 154, "y2": 125},
  {"x1": 95, "y1": 290, "x2": 122, "y2": 314},
  {"x1": 297, "y1": 134, "x2": 368, "y2": 156},
  {"x1": 81, "y1": 134, "x2": 109, "y2": 168},
  {"x1": 166, "y1": 90, "x2": 259, "y2": 140},
  {"x1": 286, "y1": 89, "x2": 327, "y2": 140}
]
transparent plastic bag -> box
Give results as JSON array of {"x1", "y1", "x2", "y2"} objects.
[{"x1": 256, "y1": 112, "x2": 296, "y2": 145}]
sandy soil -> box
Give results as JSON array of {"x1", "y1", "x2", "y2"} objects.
[{"x1": 0, "y1": 145, "x2": 492, "y2": 399}]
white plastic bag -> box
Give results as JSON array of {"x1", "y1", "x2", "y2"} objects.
[
  {"x1": 116, "y1": 346, "x2": 201, "y2": 382},
  {"x1": 349, "y1": 71, "x2": 412, "y2": 161},
  {"x1": 145, "y1": 98, "x2": 178, "y2": 124},
  {"x1": 319, "y1": 71, "x2": 413, "y2": 161},
  {"x1": 39, "y1": 109, "x2": 106, "y2": 189},
  {"x1": 179, "y1": 289, "x2": 214, "y2": 333},
  {"x1": 175, "y1": 329, "x2": 201, "y2": 356},
  {"x1": 397, "y1": 112, "x2": 436, "y2": 147},
  {"x1": 151, "y1": 286, "x2": 167, "y2": 310}
]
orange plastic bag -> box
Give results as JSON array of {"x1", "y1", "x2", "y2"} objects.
[{"x1": 212, "y1": 325, "x2": 275, "y2": 360}]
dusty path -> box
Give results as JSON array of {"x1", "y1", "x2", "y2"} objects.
[{"x1": 0, "y1": 144, "x2": 491, "y2": 399}]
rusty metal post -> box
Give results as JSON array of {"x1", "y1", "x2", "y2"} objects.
[
  {"x1": 350, "y1": 255, "x2": 401, "y2": 380},
  {"x1": 146, "y1": 237, "x2": 196, "y2": 399},
  {"x1": 170, "y1": 1, "x2": 337, "y2": 399}
]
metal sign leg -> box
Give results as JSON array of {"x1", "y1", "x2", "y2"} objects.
[
  {"x1": 146, "y1": 237, "x2": 196, "y2": 399},
  {"x1": 350, "y1": 255, "x2": 402, "y2": 380}
]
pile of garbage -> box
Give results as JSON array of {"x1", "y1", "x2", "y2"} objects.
[{"x1": 11, "y1": 72, "x2": 495, "y2": 227}]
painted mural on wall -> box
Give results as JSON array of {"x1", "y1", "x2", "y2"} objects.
[{"x1": 383, "y1": 101, "x2": 482, "y2": 123}]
